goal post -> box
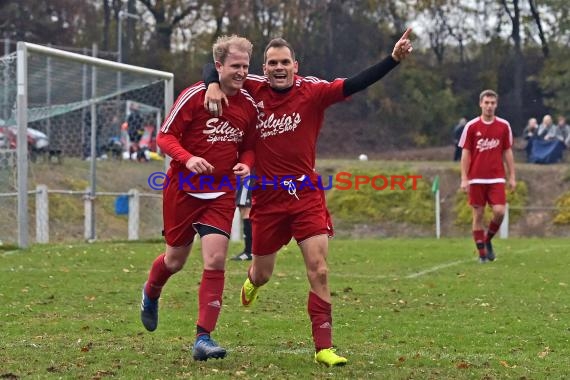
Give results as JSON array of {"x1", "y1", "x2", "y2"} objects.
[{"x1": 13, "y1": 42, "x2": 174, "y2": 248}]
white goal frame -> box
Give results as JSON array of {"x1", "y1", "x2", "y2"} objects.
[{"x1": 16, "y1": 42, "x2": 174, "y2": 248}]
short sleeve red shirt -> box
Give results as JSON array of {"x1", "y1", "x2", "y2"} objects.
[{"x1": 458, "y1": 116, "x2": 513, "y2": 183}]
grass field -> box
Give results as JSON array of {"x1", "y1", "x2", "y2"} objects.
[{"x1": 1, "y1": 238, "x2": 569, "y2": 379}]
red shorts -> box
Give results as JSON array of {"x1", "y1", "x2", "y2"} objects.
[
  {"x1": 163, "y1": 172, "x2": 235, "y2": 247},
  {"x1": 468, "y1": 183, "x2": 506, "y2": 207},
  {"x1": 250, "y1": 186, "x2": 333, "y2": 255}
]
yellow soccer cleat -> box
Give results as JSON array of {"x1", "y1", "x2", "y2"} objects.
[
  {"x1": 240, "y1": 277, "x2": 259, "y2": 307},
  {"x1": 314, "y1": 348, "x2": 348, "y2": 367}
]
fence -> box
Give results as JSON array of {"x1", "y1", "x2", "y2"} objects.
[
  {"x1": 2, "y1": 185, "x2": 242, "y2": 245},
  {"x1": 0, "y1": 179, "x2": 567, "y2": 246}
]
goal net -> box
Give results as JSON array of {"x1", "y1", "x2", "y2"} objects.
[{"x1": 0, "y1": 43, "x2": 173, "y2": 247}]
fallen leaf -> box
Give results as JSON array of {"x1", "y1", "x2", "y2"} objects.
[
  {"x1": 80, "y1": 342, "x2": 93, "y2": 352},
  {"x1": 456, "y1": 361, "x2": 470, "y2": 369},
  {"x1": 538, "y1": 347, "x2": 550, "y2": 358},
  {"x1": 499, "y1": 360, "x2": 516, "y2": 368}
]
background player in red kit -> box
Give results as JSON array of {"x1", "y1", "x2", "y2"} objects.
[
  {"x1": 140, "y1": 35, "x2": 258, "y2": 362},
  {"x1": 459, "y1": 89, "x2": 516, "y2": 263},
  {"x1": 203, "y1": 29, "x2": 413, "y2": 366}
]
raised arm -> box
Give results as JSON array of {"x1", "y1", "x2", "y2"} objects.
[{"x1": 343, "y1": 28, "x2": 413, "y2": 97}]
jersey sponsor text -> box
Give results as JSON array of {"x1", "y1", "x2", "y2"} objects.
[
  {"x1": 476, "y1": 137, "x2": 500, "y2": 152},
  {"x1": 258, "y1": 112, "x2": 302, "y2": 138},
  {"x1": 203, "y1": 118, "x2": 244, "y2": 143}
]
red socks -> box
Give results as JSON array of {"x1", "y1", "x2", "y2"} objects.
[
  {"x1": 145, "y1": 254, "x2": 173, "y2": 299},
  {"x1": 487, "y1": 220, "x2": 501, "y2": 242},
  {"x1": 197, "y1": 269, "x2": 225, "y2": 333},
  {"x1": 473, "y1": 230, "x2": 486, "y2": 258},
  {"x1": 308, "y1": 291, "x2": 332, "y2": 351}
]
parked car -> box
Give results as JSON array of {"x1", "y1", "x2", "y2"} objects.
[{"x1": 0, "y1": 124, "x2": 50, "y2": 161}]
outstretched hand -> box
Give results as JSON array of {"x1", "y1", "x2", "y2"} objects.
[{"x1": 392, "y1": 28, "x2": 413, "y2": 62}]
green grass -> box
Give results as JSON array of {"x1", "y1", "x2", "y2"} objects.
[{"x1": 1, "y1": 238, "x2": 570, "y2": 379}]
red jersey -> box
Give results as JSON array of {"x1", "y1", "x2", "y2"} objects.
[
  {"x1": 458, "y1": 116, "x2": 513, "y2": 184},
  {"x1": 159, "y1": 82, "x2": 257, "y2": 193},
  {"x1": 243, "y1": 74, "x2": 346, "y2": 179}
]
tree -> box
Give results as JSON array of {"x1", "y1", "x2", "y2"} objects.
[
  {"x1": 138, "y1": 0, "x2": 205, "y2": 50},
  {"x1": 500, "y1": 0, "x2": 524, "y2": 131},
  {"x1": 528, "y1": 0, "x2": 549, "y2": 57},
  {"x1": 539, "y1": 47, "x2": 570, "y2": 116},
  {"x1": 0, "y1": 0, "x2": 96, "y2": 46}
]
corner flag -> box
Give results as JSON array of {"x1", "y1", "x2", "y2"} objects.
[
  {"x1": 433, "y1": 176, "x2": 441, "y2": 239},
  {"x1": 431, "y1": 176, "x2": 440, "y2": 194}
]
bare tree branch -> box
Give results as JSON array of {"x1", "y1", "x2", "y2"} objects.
[{"x1": 528, "y1": 0, "x2": 549, "y2": 57}]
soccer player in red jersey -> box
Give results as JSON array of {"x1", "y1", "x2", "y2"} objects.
[
  {"x1": 458, "y1": 89, "x2": 516, "y2": 263},
  {"x1": 140, "y1": 35, "x2": 258, "y2": 361},
  {"x1": 203, "y1": 29, "x2": 413, "y2": 366}
]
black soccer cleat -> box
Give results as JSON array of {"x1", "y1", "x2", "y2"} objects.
[
  {"x1": 485, "y1": 241, "x2": 495, "y2": 261},
  {"x1": 140, "y1": 283, "x2": 159, "y2": 332},
  {"x1": 192, "y1": 335, "x2": 227, "y2": 361},
  {"x1": 230, "y1": 252, "x2": 252, "y2": 261}
]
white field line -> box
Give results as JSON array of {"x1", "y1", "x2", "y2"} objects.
[
  {"x1": 0, "y1": 263, "x2": 458, "y2": 279},
  {"x1": 404, "y1": 259, "x2": 469, "y2": 279},
  {"x1": 2, "y1": 244, "x2": 568, "y2": 278}
]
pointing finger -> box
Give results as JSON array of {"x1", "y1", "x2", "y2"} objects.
[{"x1": 400, "y1": 27, "x2": 412, "y2": 41}]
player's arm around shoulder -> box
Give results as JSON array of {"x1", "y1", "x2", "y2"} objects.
[{"x1": 234, "y1": 89, "x2": 258, "y2": 175}]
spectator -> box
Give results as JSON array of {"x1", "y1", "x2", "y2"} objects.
[
  {"x1": 453, "y1": 117, "x2": 467, "y2": 161},
  {"x1": 556, "y1": 115, "x2": 570, "y2": 148},
  {"x1": 127, "y1": 103, "x2": 144, "y2": 144},
  {"x1": 537, "y1": 114, "x2": 554, "y2": 140},
  {"x1": 523, "y1": 117, "x2": 538, "y2": 140},
  {"x1": 544, "y1": 116, "x2": 566, "y2": 143},
  {"x1": 522, "y1": 117, "x2": 538, "y2": 158}
]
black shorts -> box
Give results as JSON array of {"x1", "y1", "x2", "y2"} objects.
[{"x1": 236, "y1": 176, "x2": 253, "y2": 207}]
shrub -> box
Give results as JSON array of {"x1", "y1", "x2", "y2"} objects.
[
  {"x1": 554, "y1": 191, "x2": 570, "y2": 224},
  {"x1": 326, "y1": 168, "x2": 433, "y2": 225},
  {"x1": 453, "y1": 181, "x2": 528, "y2": 225}
]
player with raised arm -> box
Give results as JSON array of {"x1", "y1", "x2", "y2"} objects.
[
  {"x1": 139, "y1": 35, "x2": 258, "y2": 361},
  {"x1": 459, "y1": 89, "x2": 516, "y2": 263},
  {"x1": 202, "y1": 29, "x2": 413, "y2": 366}
]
